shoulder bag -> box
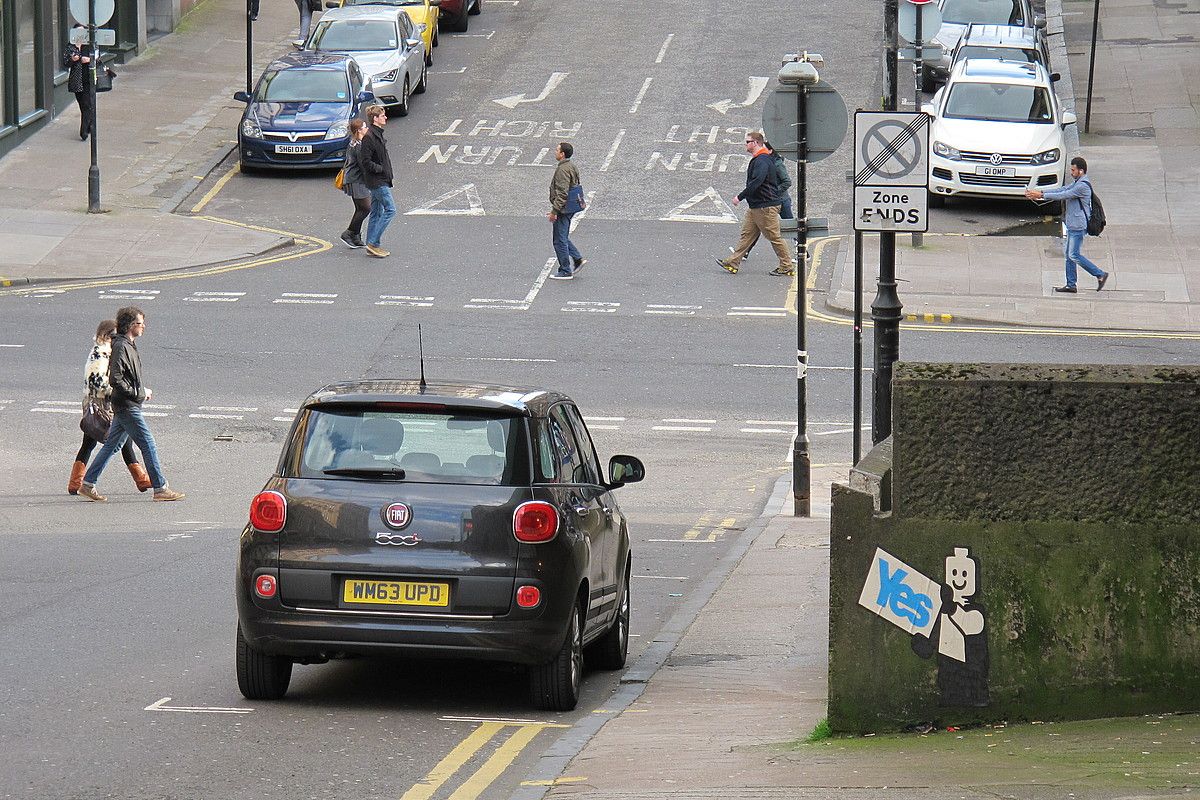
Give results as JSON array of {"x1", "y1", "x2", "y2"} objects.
[
  {"x1": 80, "y1": 399, "x2": 113, "y2": 442},
  {"x1": 563, "y1": 184, "x2": 586, "y2": 215}
]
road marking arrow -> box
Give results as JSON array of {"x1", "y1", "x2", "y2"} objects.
[
  {"x1": 493, "y1": 72, "x2": 568, "y2": 109},
  {"x1": 707, "y1": 76, "x2": 770, "y2": 115}
]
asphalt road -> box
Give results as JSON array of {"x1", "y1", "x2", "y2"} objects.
[{"x1": 3, "y1": 0, "x2": 1200, "y2": 798}]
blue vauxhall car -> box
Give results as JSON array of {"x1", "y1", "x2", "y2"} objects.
[{"x1": 234, "y1": 52, "x2": 374, "y2": 171}]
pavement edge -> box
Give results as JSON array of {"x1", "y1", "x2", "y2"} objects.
[{"x1": 507, "y1": 473, "x2": 794, "y2": 800}]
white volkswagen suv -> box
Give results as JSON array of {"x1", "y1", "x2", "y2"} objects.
[{"x1": 924, "y1": 59, "x2": 1076, "y2": 206}]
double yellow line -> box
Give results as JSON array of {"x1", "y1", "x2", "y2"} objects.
[
  {"x1": 682, "y1": 512, "x2": 738, "y2": 542},
  {"x1": 402, "y1": 719, "x2": 567, "y2": 800}
]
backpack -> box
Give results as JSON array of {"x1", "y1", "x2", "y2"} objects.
[{"x1": 1080, "y1": 186, "x2": 1106, "y2": 236}]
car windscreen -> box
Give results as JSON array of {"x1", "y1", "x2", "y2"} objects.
[
  {"x1": 258, "y1": 68, "x2": 349, "y2": 102},
  {"x1": 310, "y1": 19, "x2": 398, "y2": 51},
  {"x1": 293, "y1": 407, "x2": 529, "y2": 486},
  {"x1": 943, "y1": 83, "x2": 1053, "y2": 123},
  {"x1": 956, "y1": 46, "x2": 1040, "y2": 65},
  {"x1": 941, "y1": 0, "x2": 1025, "y2": 25}
]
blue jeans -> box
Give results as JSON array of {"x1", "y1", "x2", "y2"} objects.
[
  {"x1": 1064, "y1": 228, "x2": 1104, "y2": 288},
  {"x1": 294, "y1": 0, "x2": 313, "y2": 40},
  {"x1": 365, "y1": 186, "x2": 396, "y2": 247},
  {"x1": 84, "y1": 405, "x2": 167, "y2": 490},
  {"x1": 552, "y1": 213, "x2": 581, "y2": 272}
]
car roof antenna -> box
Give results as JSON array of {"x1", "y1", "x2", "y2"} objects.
[{"x1": 417, "y1": 324, "x2": 427, "y2": 394}]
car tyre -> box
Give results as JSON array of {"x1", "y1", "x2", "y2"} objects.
[
  {"x1": 448, "y1": 10, "x2": 468, "y2": 32},
  {"x1": 920, "y1": 67, "x2": 936, "y2": 94},
  {"x1": 585, "y1": 565, "x2": 629, "y2": 671},
  {"x1": 415, "y1": 63, "x2": 428, "y2": 94},
  {"x1": 928, "y1": 190, "x2": 946, "y2": 209},
  {"x1": 425, "y1": 46, "x2": 433, "y2": 67},
  {"x1": 530, "y1": 600, "x2": 583, "y2": 711},
  {"x1": 432, "y1": 27, "x2": 439, "y2": 47},
  {"x1": 468, "y1": 0, "x2": 481, "y2": 14},
  {"x1": 236, "y1": 623, "x2": 292, "y2": 700},
  {"x1": 395, "y1": 77, "x2": 410, "y2": 116}
]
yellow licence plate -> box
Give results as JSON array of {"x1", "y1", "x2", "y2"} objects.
[{"x1": 343, "y1": 579, "x2": 449, "y2": 607}]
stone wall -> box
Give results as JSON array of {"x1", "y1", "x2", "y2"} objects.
[{"x1": 828, "y1": 363, "x2": 1200, "y2": 733}]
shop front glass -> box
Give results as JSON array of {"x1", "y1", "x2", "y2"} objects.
[{"x1": 16, "y1": 0, "x2": 41, "y2": 120}]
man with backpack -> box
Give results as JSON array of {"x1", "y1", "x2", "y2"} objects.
[{"x1": 1026, "y1": 156, "x2": 1110, "y2": 293}]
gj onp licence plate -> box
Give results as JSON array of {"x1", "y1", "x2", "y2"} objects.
[
  {"x1": 975, "y1": 165, "x2": 1015, "y2": 178},
  {"x1": 343, "y1": 579, "x2": 449, "y2": 607},
  {"x1": 274, "y1": 143, "x2": 313, "y2": 154}
]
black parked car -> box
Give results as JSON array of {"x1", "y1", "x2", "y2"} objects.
[{"x1": 236, "y1": 380, "x2": 644, "y2": 711}]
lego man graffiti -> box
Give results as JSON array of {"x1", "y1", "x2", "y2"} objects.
[{"x1": 911, "y1": 547, "x2": 989, "y2": 707}]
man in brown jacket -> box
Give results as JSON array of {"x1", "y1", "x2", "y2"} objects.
[{"x1": 547, "y1": 142, "x2": 587, "y2": 280}]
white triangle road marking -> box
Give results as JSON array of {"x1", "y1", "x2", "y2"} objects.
[
  {"x1": 661, "y1": 187, "x2": 738, "y2": 224},
  {"x1": 405, "y1": 183, "x2": 485, "y2": 216}
]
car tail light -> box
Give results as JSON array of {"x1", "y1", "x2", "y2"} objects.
[
  {"x1": 255, "y1": 574, "x2": 278, "y2": 599},
  {"x1": 516, "y1": 585, "x2": 541, "y2": 608},
  {"x1": 250, "y1": 491, "x2": 287, "y2": 533},
  {"x1": 513, "y1": 501, "x2": 558, "y2": 543}
]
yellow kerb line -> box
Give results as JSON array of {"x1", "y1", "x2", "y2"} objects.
[
  {"x1": 446, "y1": 724, "x2": 545, "y2": 800},
  {"x1": 401, "y1": 722, "x2": 504, "y2": 800},
  {"x1": 683, "y1": 512, "x2": 712, "y2": 540},
  {"x1": 191, "y1": 163, "x2": 241, "y2": 214}
]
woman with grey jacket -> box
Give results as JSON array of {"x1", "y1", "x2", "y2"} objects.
[
  {"x1": 68, "y1": 319, "x2": 150, "y2": 494},
  {"x1": 339, "y1": 119, "x2": 372, "y2": 249}
]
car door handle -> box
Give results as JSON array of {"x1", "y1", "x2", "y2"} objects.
[{"x1": 573, "y1": 505, "x2": 590, "y2": 518}]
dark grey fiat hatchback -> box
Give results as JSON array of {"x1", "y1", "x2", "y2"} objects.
[{"x1": 236, "y1": 380, "x2": 644, "y2": 711}]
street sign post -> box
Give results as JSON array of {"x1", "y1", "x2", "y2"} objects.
[
  {"x1": 762, "y1": 80, "x2": 847, "y2": 164},
  {"x1": 898, "y1": 0, "x2": 941, "y2": 45},
  {"x1": 853, "y1": 111, "x2": 930, "y2": 232}
]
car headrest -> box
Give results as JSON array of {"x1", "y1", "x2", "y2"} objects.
[
  {"x1": 358, "y1": 417, "x2": 404, "y2": 457},
  {"x1": 400, "y1": 452, "x2": 441, "y2": 471},
  {"x1": 486, "y1": 420, "x2": 505, "y2": 452}
]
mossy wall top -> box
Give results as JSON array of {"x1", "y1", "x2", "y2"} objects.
[{"x1": 892, "y1": 363, "x2": 1200, "y2": 523}]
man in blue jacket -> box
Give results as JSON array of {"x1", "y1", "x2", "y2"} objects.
[
  {"x1": 1026, "y1": 156, "x2": 1110, "y2": 293},
  {"x1": 717, "y1": 131, "x2": 795, "y2": 277}
]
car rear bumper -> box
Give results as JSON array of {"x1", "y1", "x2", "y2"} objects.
[
  {"x1": 239, "y1": 135, "x2": 347, "y2": 170},
  {"x1": 929, "y1": 155, "x2": 1064, "y2": 199}
]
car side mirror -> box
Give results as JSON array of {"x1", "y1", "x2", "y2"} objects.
[
  {"x1": 1061, "y1": 111, "x2": 1077, "y2": 127},
  {"x1": 1050, "y1": 71, "x2": 1061, "y2": 82},
  {"x1": 415, "y1": 22, "x2": 427, "y2": 33},
  {"x1": 324, "y1": 0, "x2": 339, "y2": 7},
  {"x1": 233, "y1": 90, "x2": 251, "y2": 103},
  {"x1": 1034, "y1": 14, "x2": 1046, "y2": 28},
  {"x1": 357, "y1": 90, "x2": 375, "y2": 103},
  {"x1": 607, "y1": 455, "x2": 645, "y2": 488},
  {"x1": 406, "y1": 38, "x2": 422, "y2": 49},
  {"x1": 428, "y1": 0, "x2": 440, "y2": 5},
  {"x1": 921, "y1": 102, "x2": 935, "y2": 115}
]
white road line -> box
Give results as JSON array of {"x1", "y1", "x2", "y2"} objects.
[
  {"x1": 189, "y1": 413, "x2": 243, "y2": 420},
  {"x1": 647, "y1": 538, "x2": 718, "y2": 544},
  {"x1": 464, "y1": 298, "x2": 529, "y2": 310},
  {"x1": 600, "y1": 129, "x2": 625, "y2": 172},
  {"x1": 583, "y1": 416, "x2": 626, "y2": 422},
  {"x1": 730, "y1": 306, "x2": 783, "y2": 311},
  {"x1": 629, "y1": 77, "x2": 653, "y2": 113},
  {"x1": 652, "y1": 425, "x2": 711, "y2": 432},
  {"x1": 430, "y1": 67, "x2": 468, "y2": 74},
  {"x1": 274, "y1": 298, "x2": 335, "y2": 305},
  {"x1": 0, "y1": 344, "x2": 24, "y2": 348},
  {"x1": 274, "y1": 292, "x2": 337, "y2": 305},
  {"x1": 142, "y1": 412, "x2": 169, "y2": 417},
  {"x1": 455, "y1": 357, "x2": 557, "y2": 363},
  {"x1": 145, "y1": 697, "x2": 252, "y2": 714},
  {"x1": 37, "y1": 400, "x2": 78, "y2": 406},
  {"x1": 273, "y1": 416, "x2": 293, "y2": 422},
  {"x1": 741, "y1": 428, "x2": 789, "y2": 434},
  {"x1": 633, "y1": 574, "x2": 688, "y2": 580},
  {"x1": 663, "y1": 418, "x2": 715, "y2": 423},
  {"x1": 735, "y1": 363, "x2": 875, "y2": 371},
  {"x1": 438, "y1": 715, "x2": 563, "y2": 726},
  {"x1": 745, "y1": 419, "x2": 793, "y2": 425},
  {"x1": 587, "y1": 425, "x2": 619, "y2": 430},
  {"x1": 377, "y1": 295, "x2": 434, "y2": 307},
  {"x1": 563, "y1": 301, "x2": 619, "y2": 313},
  {"x1": 199, "y1": 406, "x2": 258, "y2": 412},
  {"x1": 143, "y1": 404, "x2": 176, "y2": 410},
  {"x1": 186, "y1": 292, "x2": 245, "y2": 302},
  {"x1": 283, "y1": 408, "x2": 299, "y2": 413},
  {"x1": 31, "y1": 407, "x2": 76, "y2": 414},
  {"x1": 728, "y1": 311, "x2": 786, "y2": 317},
  {"x1": 654, "y1": 33, "x2": 674, "y2": 64},
  {"x1": 457, "y1": 30, "x2": 496, "y2": 38},
  {"x1": 812, "y1": 427, "x2": 861, "y2": 436},
  {"x1": 645, "y1": 304, "x2": 700, "y2": 316}
]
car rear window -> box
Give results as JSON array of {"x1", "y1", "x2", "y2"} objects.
[
  {"x1": 944, "y1": 83, "x2": 1053, "y2": 123},
  {"x1": 941, "y1": 0, "x2": 1025, "y2": 25},
  {"x1": 311, "y1": 20, "x2": 398, "y2": 51},
  {"x1": 291, "y1": 407, "x2": 529, "y2": 485},
  {"x1": 956, "y1": 46, "x2": 1040, "y2": 65}
]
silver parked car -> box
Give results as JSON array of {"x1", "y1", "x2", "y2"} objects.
[
  {"x1": 304, "y1": 5, "x2": 428, "y2": 115},
  {"x1": 949, "y1": 23, "x2": 1054, "y2": 78},
  {"x1": 923, "y1": 0, "x2": 1044, "y2": 90}
]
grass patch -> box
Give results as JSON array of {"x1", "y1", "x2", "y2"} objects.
[{"x1": 806, "y1": 718, "x2": 832, "y2": 743}]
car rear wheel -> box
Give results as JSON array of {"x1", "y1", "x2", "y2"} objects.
[
  {"x1": 395, "y1": 77, "x2": 410, "y2": 117},
  {"x1": 530, "y1": 600, "x2": 583, "y2": 711},
  {"x1": 448, "y1": 10, "x2": 468, "y2": 32},
  {"x1": 585, "y1": 567, "x2": 629, "y2": 671},
  {"x1": 469, "y1": 0, "x2": 481, "y2": 14},
  {"x1": 432, "y1": 28, "x2": 439, "y2": 47},
  {"x1": 424, "y1": 44, "x2": 433, "y2": 66},
  {"x1": 236, "y1": 624, "x2": 292, "y2": 700},
  {"x1": 415, "y1": 63, "x2": 428, "y2": 94}
]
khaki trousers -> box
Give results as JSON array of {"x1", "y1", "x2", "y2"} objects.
[{"x1": 726, "y1": 205, "x2": 794, "y2": 271}]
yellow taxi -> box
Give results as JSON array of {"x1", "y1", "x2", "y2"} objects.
[{"x1": 327, "y1": 0, "x2": 439, "y2": 65}]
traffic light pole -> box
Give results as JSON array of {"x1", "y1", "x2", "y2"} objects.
[
  {"x1": 793, "y1": 75, "x2": 811, "y2": 517},
  {"x1": 246, "y1": 0, "x2": 254, "y2": 94}
]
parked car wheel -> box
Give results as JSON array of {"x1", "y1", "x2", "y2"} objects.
[
  {"x1": 395, "y1": 77, "x2": 410, "y2": 116},
  {"x1": 468, "y1": 0, "x2": 481, "y2": 14},
  {"x1": 448, "y1": 10, "x2": 468, "y2": 31},
  {"x1": 585, "y1": 565, "x2": 629, "y2": 671},
  {"x1": 236, "y1": 624, "x2": 292, "y2": 700},
  {"x1": 415, "y1": 63, "x2": 428, "y2": 94},
  {"x1": 432, "y1": 28, "x2": 438, "y2": 47},
  {"x1": 530, "y1": 600, "x2": 583, "y2": 711}
]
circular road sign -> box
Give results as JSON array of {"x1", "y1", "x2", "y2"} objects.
[
  {"x1": 762, "y1": 80, "x2": 848, "y2": 164},
  {"x1": 899, "y1": 0, "x2": 942, "y2": 44},
  {"x1": 69, "y1": 0, "x2": 116, "y2": 26}
]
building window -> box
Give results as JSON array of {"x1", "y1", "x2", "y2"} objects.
[{"x1": 15, "y1": 0, "x2": 41, "y2": 120}]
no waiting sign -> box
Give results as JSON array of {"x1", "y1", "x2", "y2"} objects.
[{"x1": 854, "y1": 111, "x2": 930, "y2": 232}]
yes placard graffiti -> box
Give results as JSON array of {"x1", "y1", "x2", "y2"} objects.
[{"x1": 858, "y1": 547, "x2": 942, "y2": 637}]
